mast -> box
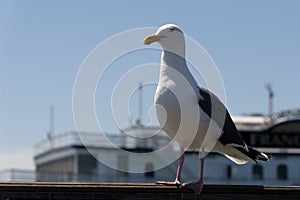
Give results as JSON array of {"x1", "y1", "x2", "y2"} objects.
[
  {"x1": 136, "y1": 82, "x2": 143, "y2": 126},
  {"x1": 265, "y1": 83, "x2": 274, "y2": 117},
  {"x1": 47, "y1": 105, "x2": 55, "y2": 139}
]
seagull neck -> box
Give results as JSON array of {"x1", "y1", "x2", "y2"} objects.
[
  {"x1": 160, "y1": 50, "x2": 198, "y2": 88},
  {"x1": 161, "y1": 51, "x2": 188, "y2": 77},
  {"x1": 161, "y1": 50, "x2": 186, "y2": 66}
]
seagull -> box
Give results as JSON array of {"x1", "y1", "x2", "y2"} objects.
[{"x1": 144, "y1": 24, "x2": 270, "y2": 194}]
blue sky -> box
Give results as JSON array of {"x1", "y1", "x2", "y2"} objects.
[{"x1": 0, "y1": 0, "x2": 300, "y2": 170}]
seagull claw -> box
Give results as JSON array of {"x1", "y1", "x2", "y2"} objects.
[{"x1": 155, "y1": 180, "x2": 182, "y2": 188}]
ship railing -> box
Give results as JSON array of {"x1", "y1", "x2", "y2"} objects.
[{"x1": 34, "y1": 131, "x2": 172, "y2": 156}]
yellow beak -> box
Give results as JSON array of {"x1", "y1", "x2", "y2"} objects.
[{"x1": 144, "y1": 34, "x2": 163, "y2": 45}]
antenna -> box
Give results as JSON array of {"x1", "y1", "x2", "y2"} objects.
[
  {"x1": 136, "y1": 82, "x2": 143, "y2": 126},
  {"x1": 47, "y1": 105, "x2": 55, "y2": 139},
  {"x1": 265, "y1": 83, "x2": 274, "y2": 117}
]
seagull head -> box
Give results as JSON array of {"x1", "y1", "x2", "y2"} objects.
[{"x1": 144, "y1": 24, "x2": 185, "y2": 57}]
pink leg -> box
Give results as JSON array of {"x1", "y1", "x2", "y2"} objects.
[
  {"x1": 183, "y1": 150, "x2": 205, "y2": 194},
  {"x1": 156, "y1": 149, "x2": 184, "y2": 187}
]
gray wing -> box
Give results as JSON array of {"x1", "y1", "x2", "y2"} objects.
[
  {"x1": 198, "y1": 86, "x2": 271, "y2": 162},
  {"x1": 197, "y1": 86, "x2": 247, "y2": 149}
]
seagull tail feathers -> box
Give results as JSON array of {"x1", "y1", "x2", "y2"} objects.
[
  {"x1": 213, "y1": 142, "x2": 271, "y2": 165},
  {"x1": 231, "y1": 145, "x2": 271, "y2": 164}
]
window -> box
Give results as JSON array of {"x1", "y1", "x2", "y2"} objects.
[
  {"x1": 277, "y1": 164, "x2": 288, "y2": 180},
  {"x1": 227, "y1": 165, "x2": 232, "y2": 179},
  {"x1": 145, "y1": 163, "x2": 154, "y2": 177},
  {"x1": 252, "y1": 165, "x2": 263, "y2": 180}
]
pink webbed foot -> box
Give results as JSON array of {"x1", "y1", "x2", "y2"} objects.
[{"x1": 183, "y1": 181, "x2": 203, "y2": 194}]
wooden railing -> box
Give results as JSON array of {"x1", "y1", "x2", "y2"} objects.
[{"x1": 0, "y1": 183, "x2": 299, "y2": 200}]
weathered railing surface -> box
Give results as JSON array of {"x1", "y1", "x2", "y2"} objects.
[{"x1": 0, "y1": 183, "x2": 299, "y2": 200}]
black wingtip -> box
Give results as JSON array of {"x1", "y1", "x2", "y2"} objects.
[
  {"x1": 234, "y1": 145, "x2": 271, "y2": 163},
  {"x1": 256, "y1": 152, "x2": 272, "y2": 161},
  {"x1": 248, "y1": 146, "x2": 271, "y2": 162}
]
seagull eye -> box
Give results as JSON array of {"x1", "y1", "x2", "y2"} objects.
[{"x1": 169, "y1": 28, "x2": 175, "y2": 32}]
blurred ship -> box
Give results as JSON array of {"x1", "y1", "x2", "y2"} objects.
[{"x1": 1, "y1": 109, "x2": 300, "y2": 185}]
